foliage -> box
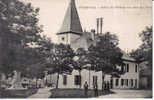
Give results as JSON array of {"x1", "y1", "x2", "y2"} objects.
[
  {"x1": 73, "y1": 48, "x2": 87, "y2": 71},
  {"x1": 87, "y1": 32, "x2": 124, "y2": 75},
  {"x1": 130, "y1": 26, "x2": 152, "y2": 68},
  {"x1": 0, "y1": 0, "x2": 43, "y2": 75},
  {"x1": 52, "y1": 44, "x2": 75, "y2": 74}
]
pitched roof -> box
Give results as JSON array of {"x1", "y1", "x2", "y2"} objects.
[
  {"x1": 57, "y1": 0, "x2": 83, "y2": 35},
  {"x1": 121, "y1": 51, "x2": 136, "y2": 62}
]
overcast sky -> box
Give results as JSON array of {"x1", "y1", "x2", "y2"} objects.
[{"x1": 22, "y1": 0, "x2": 152, "y2": 52}]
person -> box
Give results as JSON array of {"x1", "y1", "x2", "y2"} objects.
[
  {"x1": 93, "y1": 83, "x2": 98, "y2": 97},
  {"x1": 107, "y1": 81, "x2": 110, "y2": 91},
  {"x1": 84, "y1": 81, "x2": 88, "y2": 97}
]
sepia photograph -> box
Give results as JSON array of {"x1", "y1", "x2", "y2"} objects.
[{"x1": 0, "y1": 0, "x2": 152, "y2": 98}]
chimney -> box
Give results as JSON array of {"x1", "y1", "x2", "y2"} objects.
[
  {"x1": 96, "y1": 18, "x2": 103, "y2": 34},
  {"x1": 97, "y1": 18, "x2": 99, "y2": 34},
  {"x1": 91, "y1": 29, "x2": 96, "y2": 40},
  {"x1": 100, "y1": 18, "x2": 103, "y2": 34}
]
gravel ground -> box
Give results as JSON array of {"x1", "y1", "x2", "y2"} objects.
[{"x1": 99, "y1": 89, "x2": 152, "y2": 98}]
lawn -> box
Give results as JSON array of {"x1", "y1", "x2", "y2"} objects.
[
  {"x1": 49, "y1": 88, "x2": 114, "y2": 98},
  {"x1": 0, "y1": 88, "x2": 38, "y2": 98}
]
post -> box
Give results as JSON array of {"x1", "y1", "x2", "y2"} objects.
[{"x1": 88, "y1": 65, "x2": 91, "y2": 89}]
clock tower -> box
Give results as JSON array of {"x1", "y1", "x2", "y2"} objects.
[{"x1": 57, "y1": 0, "x2": 84, "y2": 50}]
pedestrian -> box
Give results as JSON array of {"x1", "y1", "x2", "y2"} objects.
[
  {"x1": 84, "y1": 81, "x2": 88, "y2": 97},
  {"x1": 93, "y1": 83, "x2": 98, "y2": 97}
]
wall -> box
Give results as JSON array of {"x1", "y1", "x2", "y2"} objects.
[
  {"x1": 57, "y1": 33, "x2": 90, "y2": 51},
  {"x1": 112, "y1": 61, "x2": 139, "y2": 89},
  {"x1": 58, "y1": 69, "x2": 102, "y2": 90},
  {"x1": 57, "y1": 60, "x2": 139, "y2": 89}
]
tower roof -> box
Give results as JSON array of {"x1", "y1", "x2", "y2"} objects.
[{"x1": 57, "y1": 0, "x2": 83, "y2": 35}]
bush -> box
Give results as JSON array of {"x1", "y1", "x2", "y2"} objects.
[{"x1": 0, "y1": 89, "x2": 38, "y2": 98}]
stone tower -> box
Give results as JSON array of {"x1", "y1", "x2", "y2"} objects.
[{"x1": 57, "y1": 0, "x2": 87, "y2": 50}]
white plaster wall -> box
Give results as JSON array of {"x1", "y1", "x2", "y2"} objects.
[
  {"x1": 57, "y1": 33, "x2": 89, "y2": 51},
  {"x1": 58, "y1": 69, "x2": 102, "y2": 89},
  {"x1": 56, "y1": 61, "x2": 139, "y2": 89},
  {"x1": 81, "y1": 69, "x2": 102, "y2": 89},
  {"x1": 58, "y1": 34, "x2": 70, "y2": 44},
  {"x1": 111, "y1": 61, "x2": 139, "y2": 89}
]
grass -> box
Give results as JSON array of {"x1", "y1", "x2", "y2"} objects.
[
  {"x1": 0, "y1": 88, "x2": 38, "y2": 98},
  {"x1": 49, "y1": 88, "x2": 114, "y2": 98}
]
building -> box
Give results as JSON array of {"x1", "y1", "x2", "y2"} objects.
[
  {"x1": 109, "y1": 53, "x2": 139, "y2": 89},
  {"x1": 56, "y1": 0, "x2": 139, "y2": 89},
  {"x1": 56, "y1": 0, "x2": 95, "y2": 51},
  {"x1": 139, "y1": 61, "x2": 152, "y2": 89}
]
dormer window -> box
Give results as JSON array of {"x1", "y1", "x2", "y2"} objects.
[
  {"x1": 135, "y1": 64, "x2": 138, "y2": 72},
  {"x1": 62, "y1": 37, "x2": 65, "y2": 41}
]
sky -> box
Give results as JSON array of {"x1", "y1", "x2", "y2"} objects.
[{"x1": 22, "y1": 0, "x2": 152, "y2": 52}]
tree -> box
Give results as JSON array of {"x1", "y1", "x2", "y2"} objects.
[
  {"x1": 87, "y1": 32, "x2": 124, "y2": 90},
  {"x1": 21, "y1": 36, "x2": 55, "y2": 87},
  {"x1": 73, "y1": 48, "x2": 87, "y2": 88},
  {"x1": 51, "y1": 44, "x2": 75, "y2": 88},
  {"x1": 0, "y1": 0, "x2": 43, "y2": 76},
  {"x1": 130, "y1": 26, "x2": 152, "y2": 68}
]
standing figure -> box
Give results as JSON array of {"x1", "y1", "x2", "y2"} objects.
[
  {"x1": 84, "y1": 81, "x2": 88, "y2": 97},
  {"x1": 93, "y1": 83, "x2": 98, "y2": 97}
]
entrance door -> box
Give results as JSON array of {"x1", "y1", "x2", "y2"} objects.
[
  {"x1": 93, "y1": 76, "x2": 98, "y2": 87},
  {"x1": 110, "y1": 79, "x2": 113, "y2": 89}
]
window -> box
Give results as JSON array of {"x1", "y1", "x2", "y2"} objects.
[
  {"x1": 74, "y1": 75, "x2": 81, "y2": 85},
  {"x1": 131, "y1": 79, "x2": 133, "y2": 87},
  {"x1": 63, "y1": 75, "x2": 67, "y2": 85},
  {"x1": 93, "y1": 76, "x2": 98, "y2": 85},
  {"x1": 135, "y1": 65, "x2": 138, "y2": 72},
  {"x1": 126, "y1": 64, "x2": 129, "y2": 72},
  {"x1": 121, "y1": 79, "x2": 124, "y2": 86},
  {"x1": 110, "y1": 79, "x2": 113, "y2": 88},
  {"x1": 116, "y1": 79, "x2": 119, "y2": 86},
  {"x1": 62, "y1": 37, "x2": 65, "y2": 41},
  {"x1": 125, "y1": 79, "x2": 128, "y2": 86}
]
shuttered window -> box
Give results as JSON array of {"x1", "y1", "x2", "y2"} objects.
[
  {"x1": 63, "y1": 75, "x2": 67, "y2": 85},
  {"x1": 135, "y1": 65, "x2": 138, "y2": 72},
  {"x1": 121, "y1": 79, "x2": 124, "y2": 86},
  {"x1": 74, "y1": 75, "x2": 81, "y2": 85},
  {"x1": 116, "y1": 79, "x2": 119, "y2": 86}
]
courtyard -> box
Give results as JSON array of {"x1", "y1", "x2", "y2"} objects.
[
  {"x1": 28, "y1": 88, "x2": 152, "y2": 98},
  {"x1": 99, "y1": 89, "x2": 152, "y2": 98}
]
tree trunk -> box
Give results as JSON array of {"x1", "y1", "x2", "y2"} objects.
[
  {"x1": 36, "y1": 78, "x2": 38, "y2": 88},
  {"x1": 79, "y1": 70, "x2": 81, "y2": 88},
  {"x1": 102, "y1": 71, "x2": 105, "y2": 91},
  {"x1": 56, "y1": 72, "x2": 59, "y2": 89}
]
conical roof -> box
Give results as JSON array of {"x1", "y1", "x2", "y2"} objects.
[{"x1": 57, "y1": 0, "x2": 83, "y2": 35}]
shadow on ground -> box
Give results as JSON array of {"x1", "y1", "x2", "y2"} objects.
[
  {"x1": 49, "y1": 88, "x2": 115, "y2": 98},
  {"x1": 0, "y1": 88, "x2": 38, "y2": 98}
]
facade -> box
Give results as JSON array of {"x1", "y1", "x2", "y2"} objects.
[
  {"x1": 57, "y1": 0, "x2": 95, "y2": 51},
  {"x1": 56, "y1": 0, "x2": 139, "y2": 89},
  {"x1": 56, "y1": 54, "x2": 139, "y2": 89},
  {"x1": 110, "y1": 53, "x2": 139, "y2": 89},
  {"x1": 58, "y1": 69, "x2": 102, "y2": 89}
]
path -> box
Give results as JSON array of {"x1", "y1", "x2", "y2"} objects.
[
  {"x1": 99, "y1": 89, "x2": 152, "y2": 98},
  {"x1": 29, "y1": 87, "x2": 53, "y2": 98}
]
